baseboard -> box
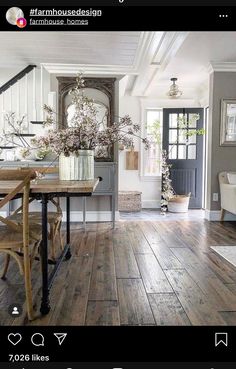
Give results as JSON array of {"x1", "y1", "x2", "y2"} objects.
[
  {"x1": 63, "y1": 211, "x2": 120, "y2": 222},
  {"x1": 142, "y1": 200, "x2": 160, "y2": 209},
  {"x1": 204, "y1": 209, "x2": 236, "y2": 221},
  {"x1": 0, "y1": 211, "x2": 120, "y2": 222}
]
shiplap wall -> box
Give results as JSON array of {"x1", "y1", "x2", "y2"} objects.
[{"x1": 0, "y1": 66, "x2": 51, "y2": 136}]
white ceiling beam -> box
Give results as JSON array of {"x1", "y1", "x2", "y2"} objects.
[
  {"x1": 132, "y1": 32, "x2": 157, "y2": 70},
  {"x1": 130, "y1": 32, "x2": 189, "y2": 97},
  {"x1": 143, "y1": 32, "x2": 189, "y2": 96},
  {"x1": 130, "y1": 32, "x2": 164, "y2": 96}
]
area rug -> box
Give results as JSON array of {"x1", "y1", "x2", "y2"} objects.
[{"x1": 211, "y1": 246, "x2": 236, "y2": 268}]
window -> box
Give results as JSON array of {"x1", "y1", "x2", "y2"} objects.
[
  {"x1": 144, "y1": 109, "x2": 162, "y2": 176},
  {"x1": 168, "y1": 113, "x2": 198, "y2": 160}
]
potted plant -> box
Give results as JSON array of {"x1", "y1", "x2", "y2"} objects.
[
  {"x1": 160, "y1": 150, "x2": 191, "y2": 213},
  {"x1": 31, "y1": 74, "x2": 150, "y2": 180}
]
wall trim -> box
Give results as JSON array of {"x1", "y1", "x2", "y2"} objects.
[
  {"x1": 208, "y1": 62, "x2": 236, "y2": 73},
  {"x1": 142, "y1": 200, "x2": 160, "y2": 209},
  {"x1": 0, "y1": 211, "x2": 120, "y2": 223},
  {"x1": 204, "y1": 209, "x2": 236, "y2": 221},
  {"x1": 63, "y1": 211, "x2": 120, "y2": 222},
  {"x1": 42, "y1": 63, "x2": 137, "y2": 75}
]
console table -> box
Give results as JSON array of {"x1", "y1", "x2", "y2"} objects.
[{"x1": 0, "y1": 161, "x2": 117, "y2": 228}]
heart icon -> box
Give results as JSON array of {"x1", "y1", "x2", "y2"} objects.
[{"x1": 8, "y1": 333, "x2": 22, "y2": 346}]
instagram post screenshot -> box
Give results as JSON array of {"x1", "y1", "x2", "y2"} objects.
[{"x1": 0, "y1": 0, "x2": 236, "y2": 368}]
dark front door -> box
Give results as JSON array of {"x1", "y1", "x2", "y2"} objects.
[{"x1": 163, "y1": 108, "x2": 204, "y2": 209}]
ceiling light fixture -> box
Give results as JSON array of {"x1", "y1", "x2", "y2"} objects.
[{"x1": 167, "y1": 77, "x2": 183, "y2": 99}]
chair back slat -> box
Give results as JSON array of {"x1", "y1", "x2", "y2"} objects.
[
  {"x1": 23, "y1": 167, "x2": 61, "y2": 214},
  {"x1": 0, "y1": 176, "x2": 30, "y2": 210},
  {"x1": 0, "y1": 170, "x2": 36, "y2": 210},
  {"x1": 0, "y1": 169, "x2": 36, "y2": 181},
  {"x1": 0, "y1": 169, "x2": 36, "y2": 232}
]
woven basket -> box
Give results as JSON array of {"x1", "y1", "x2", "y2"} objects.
[
  {"x1": 119, "y1": 191, "x2": 142, "y2": 212},
  {"x1": 168, "y1": 193, "x2": 191, "y2": 213}
]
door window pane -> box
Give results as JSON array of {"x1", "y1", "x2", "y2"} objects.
[
  {"x1": 177, "y1": 113, "x2": 186, "y2": 128},
  {"x1": 169, "y1": 145, "x2": 177, "y2": 159},
  {"x1": 178, "y1": 145, "x2": 186, "y2": 159},
  {"x1": 187, "y1": 132, "x2": 197, "y2": 144},
  {"x1": 179, "y1": 131, "x2": 187, "y2": 144},
  {"x1": 187, "y1": 145, "x2": 196, "y2": 159},
  {"x1": 169, "y1": 114, "x2": 178, "y2": 128},
  {"x1": 169, "y1": 129, "x2": 178, "y2": 143},
  {"x1": 188, "y1": 114, "x2": 198, "y2": 128}
]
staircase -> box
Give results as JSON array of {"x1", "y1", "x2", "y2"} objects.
[
  {"x1": 0, "y1": 64, "x2": 52, "y2": 132},
  {"x1": 0, "y1": 64, "x2": 52, "y2": 159}
]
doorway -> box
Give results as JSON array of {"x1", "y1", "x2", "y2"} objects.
[{"x1": 163, "y1": 108, "x2": 204, "y2": 209}]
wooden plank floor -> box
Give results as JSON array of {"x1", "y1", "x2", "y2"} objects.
[{"x1": 1, "y1": 219, "x2": 236, "y2": 326}]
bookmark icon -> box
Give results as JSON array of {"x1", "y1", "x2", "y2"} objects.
[
  {"x1": 215, "y1": 332, "x2": 228, "y2": 347},
  {"x1": 54, "y1": 333, "x2": 67, "y2": 345}
]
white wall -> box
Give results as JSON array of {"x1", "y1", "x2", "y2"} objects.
[
  {"x1": 0, "y1": 66, "x2": 50, "y2": 135},
  {"x1": 0, "y1": 69, "x2": 19, "y2": 86},
  {"x1": 119, "y1": 96, "x2": 161, "y2": 208}
]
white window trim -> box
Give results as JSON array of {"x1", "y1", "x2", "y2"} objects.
[{"x1": 139, "y1": 99, "x2": 163, "y2": 181}]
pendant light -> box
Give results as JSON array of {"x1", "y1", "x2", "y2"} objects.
[{"x1": 167, "y1": 78, "x2": 183, "y2": 98}]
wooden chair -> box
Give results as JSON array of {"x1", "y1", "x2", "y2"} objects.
[
  {"x1": 9, "y1": 166, "x2": 63, "y2": 260},
  {"x1": 0, "y1": 169, "x2": 42, "y2": 321}
]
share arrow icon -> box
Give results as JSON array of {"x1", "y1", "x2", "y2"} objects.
[{"x1": 54, "y1": 333, "x2": 67, "y2": 345}]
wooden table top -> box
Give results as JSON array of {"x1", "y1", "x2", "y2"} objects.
[{"x1": 0, "y1": 178, "x2": 100, "y2": 194}]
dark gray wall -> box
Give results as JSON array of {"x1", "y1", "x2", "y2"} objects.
[{"x1": 206, "y1": 72, "x2": 236, "y2": 211}]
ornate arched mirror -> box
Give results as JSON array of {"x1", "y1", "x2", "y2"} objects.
[{"x1": 57, "y1": 77, "x2": 115, "y2": 161}]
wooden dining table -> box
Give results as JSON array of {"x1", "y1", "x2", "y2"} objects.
[{"x1": 0, "y1": 177, "x2": 100, "y2": 315}]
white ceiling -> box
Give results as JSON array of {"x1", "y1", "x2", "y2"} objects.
[
  {"x1": 1, "y1": 31, "x2": 236, "y2": 99},
  {"x1": 0, "y1": 31, "x2": 141, "y2": 67},
  {"x1": 152, "y1": 32, "x2": 236, "y2": 90}
]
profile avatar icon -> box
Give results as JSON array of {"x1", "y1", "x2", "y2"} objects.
[
  {"x1": 8, "y1": 303, "x2": 23, "y2": 317},
  {"x1": 6, "y1": 7, "x2": 27, "y2": 28},
  {"x1": 12, "y1": 306, "x2": 19, "y2": 315}
]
